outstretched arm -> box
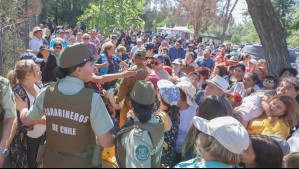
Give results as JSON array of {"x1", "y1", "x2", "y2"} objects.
[{"x1": 91, "y1": 70, "x2": 136, "y2": 84}]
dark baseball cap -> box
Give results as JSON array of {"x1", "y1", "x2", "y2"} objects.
[
  {"x1": 39, "y1": 45, "x2": 50, "y2": 51},
  {"x1": 19, "y1": 53, "x2": 44, "y2": 64},
  {"x1": 175, "y1": 40, "x2": 182, "y2": 45},
  {"x1": 144, "y1": 42, "x2": 155, "y2": 51},
  {"x1": 153, "y1": 54, "x2": 165, "y2": 62}
]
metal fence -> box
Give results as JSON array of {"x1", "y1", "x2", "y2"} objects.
[{"x1": 0, "y1": 15, "x2": 40, "y2": 77}]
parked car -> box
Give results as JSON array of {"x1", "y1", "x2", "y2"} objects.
[{"x1": 241, "y1": 44, "x2": 299, "y2": 63}]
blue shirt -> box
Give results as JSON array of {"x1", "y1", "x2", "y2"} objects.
[
  {"x1": 49, "y1": 38, "x2": 68, "y2": 48},
  {"x1": 168, "y1": 46, "x2": 186, "y2": 61},
  {"x1": 195, "y1": 49, "x2": 204, "y2": 56},
  {"x1": 195, "y1": 57, "x2": 215, "y2": 70},
  {"x1": 174, "y1": 157, "x2": 232, "y2": 168}
]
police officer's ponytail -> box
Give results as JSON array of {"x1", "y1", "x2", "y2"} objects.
[
  {"x1": 55, "y1": 67, "x2": 68, "y2": 79},
  {"x1": 55, "y1": 61, "x2": 88, "y2": 79},
  {"x1": 131, "y1": 99, "x2": 154, "y2": 123}
]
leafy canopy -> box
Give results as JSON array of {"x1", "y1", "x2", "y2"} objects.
[{"x1": 79, "y1": 0, "x2": 145, "y2": 35}]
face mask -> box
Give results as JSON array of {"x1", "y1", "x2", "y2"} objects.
[{"x1": 173, "y1": 68, "x2": 180, "y2": 74}]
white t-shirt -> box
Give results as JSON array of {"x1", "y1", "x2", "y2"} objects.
[
  {"x1": 25, "y1": 87, "x2": 46, "y2": 138},
  {"x1": 176, "y1": 106, "x2": 197, "y2": 153},
  {"x1": 238, "y1": 92, "x2": 264, "y2": 122},
  {"x1": 152, "y1": 69, "x2": 170, "y2": 80}
]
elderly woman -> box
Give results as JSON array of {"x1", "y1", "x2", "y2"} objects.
[{"x1": 175, "y1": 116, "x2": 249, "y2": 168}]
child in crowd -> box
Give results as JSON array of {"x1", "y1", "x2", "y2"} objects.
[
  {"x1": 262, "y1": 75, "x2": 278, "y2": 91},
  {"x1": 188, "y1": 72, "x2": 200, "y2": 91},
  {"x1": 247, "y1": 96, "x2": 299, "y2": 139},
  {"x1": 284, "y1": 152, "x2": 299, "y2": 168},
  {"x1": 196, "y1": 67, "x2": 210, "y2": 91}
]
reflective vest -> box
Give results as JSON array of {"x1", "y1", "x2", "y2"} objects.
[
  {"x1": 43, "y1": 83, "x2": 95, "y2": 168},
  {"x1": 115, "y1": 121, "x2": 164, "y2": 168}
]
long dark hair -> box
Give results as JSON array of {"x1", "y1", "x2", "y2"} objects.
[
  {"x1": 182, "y1": 95, "x2": 232, "y2": 160},
  {"x1": 248, "y1": 134, "x2": 283, "y2": 168},
  {"x1": 131, "y1": 99, "x2": 154, "y2": 123},
  {"x1": 54, "y1": 61, "x2": 88, "y2": 79},
  {"x1": 160, "y1": 96, "x2": 179, "y2": 122}
]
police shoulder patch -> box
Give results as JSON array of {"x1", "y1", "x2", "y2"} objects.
[{"x1": 135, "y1": 145, "x2": 150, "y2": 161}]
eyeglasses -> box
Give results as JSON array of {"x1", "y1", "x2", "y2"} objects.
[
  {"x1": 264, "y1": 79, "x2": 275, "y2": 83},
  {"x1": 152, "y1": 62, "x2": 161, "y2": 66},
  {"x1": 146, "y1": 57, "x2": 153, "y2": 60},
  {"x1": 83, "y1": 38, "x2": 90, "y2": 40},
  {"x1": 54, "y1": 47, "x2": 62, "y2": 49}
]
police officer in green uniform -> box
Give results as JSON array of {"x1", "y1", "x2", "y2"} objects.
[
  {"x1": 0, "y1": 76, "x2": 17, "y2": 167},
  {"x1": 116, "y1": 80, "x2": 164, "y2": 168},
  {"x1": 16, "y1": 44, "x2": 115, "y2": 168}
]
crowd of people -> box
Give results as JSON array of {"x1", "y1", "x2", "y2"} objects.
[{"x1": 0, "y1": 22, "x2": 299, "y2": 168}]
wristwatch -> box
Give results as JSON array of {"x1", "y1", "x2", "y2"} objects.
[{"x1": 0, "y1": 147, "x2": 9, "y2": 157}]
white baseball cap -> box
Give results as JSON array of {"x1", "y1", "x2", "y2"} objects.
[
  {"x1": 206, "y1": 75, "x2": 229, "y2": 92},
  {"x1": 192, "y1": 116, "x2": 250, "y2": 154}
]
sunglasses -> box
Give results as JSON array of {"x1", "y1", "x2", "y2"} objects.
[
  {"x1": 152, "y1": 62, "x2": 161, "y2": 66},
  {"x1": 146, "y1": 57, "x2": 153, "y2": 60},
  {"x1": 54, "y1": 47, "x2": 62, "y2": 49},
  {"x1": 264, "y1": 79, "x2": 275, "y2": 83},
  {"x1": 83, "y1": 38, "x2": 90, "y2": 40}
]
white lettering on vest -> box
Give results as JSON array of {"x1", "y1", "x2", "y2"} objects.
[
  {"x1": 58, "y1": 109, "x2": 62, "y2": 117},
  {"x1": 83, "y1": 116, "x2": 89, "y2": 123},
  {"x1": 79, "y1": 115, "x2": 84, "y2": 123},
  {"x1": 44, "y1": 108, "x2": 89, "y2": 123},
  {"x1": 60, "y1": 126, "x2": 76, "y2": 136},
  {"x1": 52, "y1": 123, "x2": 59, "y2": 132},
  {"x1": 54, "y1": 108, "x2": 58, "y2": 117},
  {"x1": 74, "y1": 113, "x2": 79, "y2": 121},
  {"x1": 70, "y1": 112, "x2": 75, "y2": 121},
  {"x1": 65, "y1": 110, "x2": 70, "y2": 119}
]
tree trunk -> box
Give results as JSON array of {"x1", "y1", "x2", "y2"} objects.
[
  {"x1": 246, "y1": 0, "x2": 290, "y2": 77},
  {"x1": 0, "y1": 22, "x2": 3, "y2": 76},
  {"x1": 220, "y1": 0, "x2": 238, "y2": 43},
  {"x1": 194, "y1": 21, "x2": 199, "y2": 37}
]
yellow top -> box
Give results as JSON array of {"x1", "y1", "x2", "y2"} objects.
[
  {"x1": 247, "y1": 118, "x2": 290, "y2": 139},
  {"x1": 155, "y1": 110, "x2": 172, "y2": 132}
]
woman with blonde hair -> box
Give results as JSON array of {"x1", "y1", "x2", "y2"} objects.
[
  {"x1": 8, "y1": 59, "x2": 45, "y2": 168},
  {"x1": 181, "y1": 52, "x2": 198, "y2": 75}
]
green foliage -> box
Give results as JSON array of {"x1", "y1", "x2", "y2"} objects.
[
  {"x1": 287, "y1": 29, "x2": 299, "y2": 47},
  {"x1": 40, "y1": 0, "x2": 93, "y2": 28},
  {"x1": 228, "y1": 20, "x2": 260, "y2": 44},
  {"x1": 271, "y1": 0, "x2": 299, "y2": 36},
  {"x1": 79, "y1": 0, "x2": 145, "y2": 35}
]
